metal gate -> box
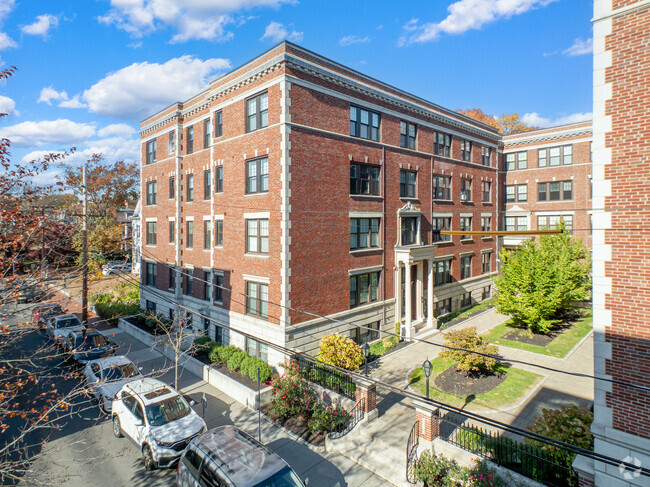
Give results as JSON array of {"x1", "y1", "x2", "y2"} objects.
[{"x1": 405, "y1": 420, "x2": 419, "y2": 483}]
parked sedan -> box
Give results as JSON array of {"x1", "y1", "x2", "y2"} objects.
[
  {"x1": 32, "y1": 303, "x2": 66, "y2": 331},
  {"x1": 83, "y1": 356, "x2": 143, "y2": 413},
  {"x1": 63, "y1": 328, "x2": 116, "y2": 364},
  {"x1": 102, "y1": 261, "x2": 132, "y2": 275},
  {"x1": 46, "y1": 314, "x2": 86, "y2": 346}
]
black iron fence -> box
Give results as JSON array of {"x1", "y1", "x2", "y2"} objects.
[
  {"x1": 292, "y1": 354, "x2": 356, "y2": 399},
  {"x1": 406, "y1": 420, "x2": 419, "y2": 484},
  {"x1": 329, "y1": 397, "x2": 365, "y2": 440},
  {"x1": 445, "y1": 417, "x2": 577, "y2": 487}
]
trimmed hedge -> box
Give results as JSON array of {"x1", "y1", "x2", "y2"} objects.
[{"x1": 198, "y1": 341, "x2": 273, "y2": 384}]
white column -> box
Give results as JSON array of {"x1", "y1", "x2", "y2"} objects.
[
  {"x1": 427, "y1": 258, "x2": 434, "y2": 327},
  {"x1": 405, "y1": 262, "x2": 412, "y2": 337},
  {"x1": 416, "y1": 262, "x2": 423, "y2": 321},
  {"x1": 395, "y1": 264, "x2": 402, "y2": 330}
]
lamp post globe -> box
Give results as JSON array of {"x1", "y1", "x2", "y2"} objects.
[{"x1": 422, "y1": 358, "x2": 432, "y2": 399}]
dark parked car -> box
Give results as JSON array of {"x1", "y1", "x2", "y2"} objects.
[
  {"x1": 63, "y1": 328, "x2": 116, "y2": 364},
  {"x1": 32, "y1": 303, "x2": 66, "y2": 330}
]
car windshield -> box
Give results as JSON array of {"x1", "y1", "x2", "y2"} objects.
[
  {"x1": 254, "y1": 466, "x2": 303, "y2": 487},
  {"x1": 56, "y1": 318, "x2": 81, "y2": 329},
  {"x1": 102, "y1": 363, "x2": 139, "y2": 381},
  {"x1": 145, "y1": 395, "x2": 191, "y2": 426},
  {"x1": 75, "y1": 334, "x2": 107, "y2": 350}
]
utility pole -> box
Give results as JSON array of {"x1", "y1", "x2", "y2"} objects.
[
  {"x1": 40, "y1": 205, "x2": 45, "y2": 276},
  {"x1": 81, "y1": 164, "x2": 88, "y2": 323}
]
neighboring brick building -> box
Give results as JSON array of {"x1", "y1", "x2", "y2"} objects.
[
  {"x1": 574, "y1": 1, "x2": 650, "y2": 486},
  {"x1": 502, "y1": 121, "x2": 593, "y2": 250},
  {"x1": 138, "y1": 42, "x2": 501, "y2": 363}
]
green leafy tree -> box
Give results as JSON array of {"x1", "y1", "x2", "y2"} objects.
[{"x1": 494, "y1": 224, "x2": 591, "y2": 333}]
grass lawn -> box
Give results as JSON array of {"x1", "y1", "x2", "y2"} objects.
[
  {"x1": 484, "y1": 308, "x2": 593, "y2": 358},
  {"x1": 409, "y1": 358, "x2": 542, "y2": 410},
  {"x1": 439, "y1": 298, "x2": 495, "y2": 326}
]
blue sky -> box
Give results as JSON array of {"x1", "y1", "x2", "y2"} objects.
[{"x1": 0, "y1": 0, "x2": 593, "y2": 184}]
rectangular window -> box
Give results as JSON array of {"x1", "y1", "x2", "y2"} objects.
[
  {"x1": 146, "y1": 181, "x2": 157, "y2": 205},
  {"x1": 186, "y1": 126, "x2": 194, "y2": 154},
  {"x1": 538, "y1": 183, "x2": 547, "y2": 201},
  {"x1": 203, "y1": 220, "x2": 211, "y2": 249},
  {"x1": 434, "y1": 132, "x2": 451, "y2": 157},
  {"x1": 481, "y1": 181, "x2": 491, "y2": 202},
  {"x1": 481, "y1": 147, "x2": 491, "y2": 166},
  {"x1": 350, "y1": 321, "x2": 380, "y2": 345},
  {"x1": 246, "y1": 219, "x2": 269, "y2": 254},
  {"x1": 538, "y1": 181, "x2": 572, "y2": 201},
  {"x1": 505, "y1": 216, "x2": 528, "y2": 231},
  {"x1": 186, "y1": 174, "x2": 194, "y2": 202},
  {"x1": 246, "y1": 337, "x2": 269, "y2": 362},
  {"x1": 350, "y1": 163, "x2": 380, "y2": 195},
  {"x1": 246, "y1": 92, "x2": 269, "y2": 132},
  {"x1": 168, "y1": 220, "x2": 175, "y2": 244},
  {"x1": 589, "y1": 178, "x2": 592, "y2": 199},
  {"x1": 350, "y1": 105, "x2": 380, "y2": 141},
  {"x1": 460, "y1": 217, "x2": 472, "y2": 233},
  {"x1": 146, "y1": 139, "x2": 157, "y2": 164},
  {"x1": 517, "y1": 151, "x2": 527, "y2": 169},
  {"x1": 563, "y1": 145, "x2": 572, "y2": 164},
  {"x1": 432, "y1": 217, "x2": 451, "y2": 243},
  {"x1": 349, "y1": 272, "x2": 380, "y2": 308},
  {"x1": 204, "y1": 270, "x2": 211, "y2": 301},
  {"x1": 460, "y1": 178, "x2": 472, "y2": 202},
  {"x1": 204, "y1": 170, "x2": 211, "y2": 199},
  {"x1": 215, "y1": 111, "x2": 223, "y2": 137},
  {"x1": 460, "y1": 256, "x2": 472, "y2": 280},
  {"x1": 215, "y1": 220, "x2": 223, "y2": 247},
  {"x1": 434, "y1": 298, "x2": 452, "y2": 317},
  {"x1": 169, "y1": 176, "x2": 175, "y2": 199},
  {"x1": 538, "y1": 215, "x2": 573, "y2": 231},
  {"x1": 517, "y1": 184, "x2": 527, "y2": 202},
  {"x1": 168, "y1": 131, "x2": 175, "y2": 154},
  {"x1": 482, "y1": 285, "x2": 491, "y2": 300},
  {"x1": 434, "y1": 259, "x2": 452, "y2": 286},
  {"x1": 350, "y1": 218, "x2": 380, "y2": 250},
  {"x1": 184, "y1": 270, "x2": 193, "y2": 296},
  {"x1": 460, "y1": 292, "x2": 472, "y2": 308},
  {"x1": 538, "y1": 148, "x2": 547, "y2": 167},
  {"x1": 203, "y1": 119, "x2": 211, "y2": 149},
  {"x1": 186, "y1": 221, "x2": 193, "y2": 248},
  {"x1": 169, "y1": 266, "x2": 175, "y2": 290},
  {"x1": 563, "y1": 181, "x2": 572, "y2": 200},
  {"x1": 549, "y1": 147, "x2": 560, "y2": 166},
  {"x1": 146, "y1": 222, "x2": 157, "y2": 245},
  {"x1": 246, "y1": 157, "x2": 269, "y2": 194},
  {"x1": 482, "y1": 252, "x2": 491, "y2": 274},
  {"x1": 146, "y1": 299, "x2": 155, "y2": 312},
  {"x1": 214, "y1": 274, "x2": 223, "y2": 302},
  {"x1": 215, "y1": 166, "x2": 223, "y2": 193},
  {"x1": 400, "y1": 121, "x2": 416, "y2": 149},
  {"x1": 505, "y1": 185, "x2": 515, "y2": 203},
  {"x1": 432, "y1": 174, "x2": 451, "y2": 200},
  {"x1": 506, "y1": 153, "x2": 516, "y2": 171},
  {"x1": 481, "y1": 216, "x2": 491, "y2": 232},
  {"x1": 549, "y1": 182, "x2": 561, "y2": 201},
  {"x1": 400, "y1": 170, "x2": 417, "y2": 198},
  {"x1": 461, "y1": 140, "x2": 472, "y2": 162},
  {"x1": 145, "y1": 262, "x2": 157, "y2": 287},
  {"x1": 400, "y1": 217, "x2": 418, "y2": 246},
  {"x1": 246, "y1": 281, "x2": 268, "y2": 318}
]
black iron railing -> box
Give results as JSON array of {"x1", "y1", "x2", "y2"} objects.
[
  {"x1": 446, "y1": 418, "x2": 577, "y2": 487},
  {"x1": 406, "y1": 420, "x2": 419, "y2": 484},
  {"x1": 329, "y1": 397, "x2": 365, "y2": 440},
  {"x1": 292, "y1": 354, "x2": 356, "y2": 399}
]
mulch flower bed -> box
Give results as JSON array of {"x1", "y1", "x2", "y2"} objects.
[
  {"x1": 261, "y1": 404, "x2": 326, "y2": 447},
  {"x1": 124, "y1": 316, "x2": 164, "y2": 336},
  {"x1": 434, "y1": 366, "x2": 506, "y2": 396}
]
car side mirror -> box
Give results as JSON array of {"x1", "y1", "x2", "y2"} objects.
[
  {"x1": 304, "y1": 478, "x2": 309, "y2": 486},
  {"x1": 189, "y1": 400, "x2": 196, "y2": 407},
  {"x1": 138, "y1": 366, "x2": 143, "y2": 371},
  {"x1": 134, "y1": 420, "x2": 143, "y2": 427}
]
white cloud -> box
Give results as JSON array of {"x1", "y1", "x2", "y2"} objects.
[
  {"x1": 97, "y1": 123, "x2": 135, "y2": 138},
  {"x1": 0, "y1": 119, "x2": 95, "y2": 147},
  {"x1": 339, "y1": 35, "x2": 370, "y2": 47},
  {"x1": 38, "y1": 86, "x2": 69, "y2": 105},
  {"x1": 127, "y1": 41, "x2": 143, "y2": 49},
  {"x1": 260, "y1": 21, "x2": 302, "y2": 43},
  {"x1": 0, "y1": 94, "x2": 17, "y2": 115},
  {"x1": 58, "y1": 94, "x2": 86, "y2": 109},
  {"x1": 0, "y1": 0, "x2": 16, "y2": 50},
  {"x1": 81, "y1": 55, "x2": 231, "y2": 120},
  {"x1": 563, "y1": 38, "x2": 592, "y2": 56},
  {"x1": 21, "y1": 14, "x2": 59, "y2": 37},
  {"x1": 99, "y1": 0, "x2": 293, "y2": 43},
  {"x1": 521, "y1": 112, "x2": 592, "y2": 128},
  {"x1": 0, "y1": 32, "x2": 16, "y2": 50},
  {"x1": 400, "y1": 0, "x2": 557, "y2": 45}
]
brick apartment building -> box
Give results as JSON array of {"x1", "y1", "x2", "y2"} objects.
[{"x1": 138, "y1": 42, "x2": 502, "y2": 364}]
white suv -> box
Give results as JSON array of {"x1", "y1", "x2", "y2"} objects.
[{"x1": 111, "y1": 378, "x2": 206, "y2": 470}]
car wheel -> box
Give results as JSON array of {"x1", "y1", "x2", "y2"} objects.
[
  {"x1": 112, "y1": 415, "x2": 123, "y2": 438},
  {"x1": 142, "y1": 445, "x2": 155, "y2": 471}
]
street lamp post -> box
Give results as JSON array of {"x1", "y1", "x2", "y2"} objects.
[
  {"x1": 362, "y1": 342, "x2": 370, "y2": 376},
  {"x1": 422, "y1": 358, "x2": 432, "y2": 399}
]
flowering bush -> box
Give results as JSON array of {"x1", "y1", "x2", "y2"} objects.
[
  {"x1": 439, "y1": 327, "x2": 500, "y2": 376},
  {"x1": 269, "y1": 360, "x2": 317, "y2": 420},
  {"x1": 308, "y1": 402, "x2": 352, "y2": 434},
  {"x1": 414, "y1": 451, "x2": 462, "y2": 487},
  {"x1": 462, "y1": 460, "x2": 506, "y2": 487},
  {"x1": 318, "y1": 334, "x2": 364, "y2": 370}
]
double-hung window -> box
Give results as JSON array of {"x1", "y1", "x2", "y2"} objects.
[
  {"x1": 434, "y1": 132, "x2": 451, "y2": 157},
  {"x1": 481, "y1": 181, "x2": 491, "y2": 202},
  {"x1": 246, "y1": 92, "x2": 268, "y2": 132},
  {"x1": 146, "y1": 181, "x2": 157, "y2": 205},
  {"x1": 506, "y1": 153, "x2": 515, "y2": 170},
  {"x1": 432, "y1": 217, "x2": 451, "y2": 242},
  {"x1": 168, "y1": 220, "x2": 175, "y2": 244},
  {"x1": 246, "y1": 219, "x2": 269, "y2": 254},
  {"x1": 538, "y1": 181, "x2": 572, "y2": 201},
  {"x1": 214, "y1": 273, "x2": 223, "y2": 302},
  {"x1": 186, "y1": 174, "x2": 194, "y2": 202},
  {"x1": 400, "y1": 121, "x2": 416, "y2": 149},
  {"x1": 215, "y1": 220, "x2": 223, "y2": 247},
  {"x1": 505, "y1": 216, "x2": 528, "y2": 231},
  {"x1": 246, "y1": 157, "x2": 268, "y2": 194},
  {"x1": 432, "y1": 174, "x2": 451, "y2": 200},
  {"x1": 460, "y1": 178, "x2": 472, "y2": 202},
  {"x1": 350, "y1": 218, "x2": 380, "y2": 250},
  {"x1": 505, "y1": 185, "x2": 515, "y2": 203},
  {"x1": 538, "y1": 145, "x2": 572, "y2": 166},
  {"x1": 246, "y1": 281, "x2": 268, "y2": 318},
  {"x1": 203, "y1": 270, "x2": 211, "y2": 301},
  {"x1": 482, "y1": 252, "x2": 491, "y2": 274},
  {"x1": 203, "y1": 220, "x2": 211, "y2": 249},
  {"x1": 145, "y1": 222, "x2": 157, "y2": 245},
  {"x1": 538, "y1": 215, "x2": 573, "y2": 231},
  {"x1": 145, "y1": 262, "x2": 157, "y2": 287},
  {"x1": 350, "y1": 164, "x2": 380, "y2": 195},
  {"x1": 401, "y1": 217, "x2": 418, "y2": 246},
  {"x1": 169, "y1": 266, "x2": 175, "y2": 290},
  {"x1": 517, "y1": 151, "x2": 527, "y2": 169},
  {"x1": 518, "y1": 184, "x2": 527, "y2": 202},
  {"x1": 434, "y1": 259, "x2": 452, "y2": 286},
  {"x1": 400, "y1": 170, "x2": 417, "y2": 198},
  {"x1": 204, "y1": 170, "x2": 211, "y2": 199},
  {"x1": 349, "y1": 272, "x2": 379, "y2": 308},
  {"x1": 186, "y1": 221, "x2": 193, "y2": 248},
  {"x1": 203, "y1": 119, "x2": 211, "y2": 148},
  {"x1": 460, "y1": 256, "x2": 472, "y2": 280},
  {"x1": 215, "y1": 166, "x2": 223, "y2": 193},
  {"x1": 186, "y1": 126, "x2": 194, "y2": 154},
  {"x1": 350, "y1": 105, "x2": 380, "y2": 141},
  {"x1": 549, "y1": 182, "x2": 561, "y2": 200},
  {"x1": 215, "y1": 111, "x2": 223, "y2": 137},
  {"x1": 435, "y1": 298, "x2": 452, "y2": 317},
  {"x1": 146, "y1": 139, "x2": 156, "y2": 164},
  {"x1": 461, "y1": 140, "x2": 472, "y2": 162},
  {"x1": 184, "y1": 270, "x2": 193, "y2": 296},
  {"x1": 460, "y1": 217, "x2": 472, "y2": 233},
  {"x1": 169, "y1": 176, "x2": 175, "y2": 199},
  {"x1": 481, "y1": 147, "x2": 491, "y2": 166},
  {"x1": 481, "y1": 216, "x2": 491, "y2": 232},
  {"x1": 168, "y1": 131, "x2": 175, "y2": 154}
]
